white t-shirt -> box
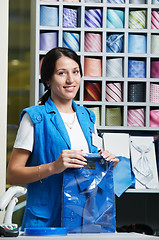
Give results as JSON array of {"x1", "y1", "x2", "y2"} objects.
[{"x1": 14, "y1": 112, "x2": 90, "y2": 153}]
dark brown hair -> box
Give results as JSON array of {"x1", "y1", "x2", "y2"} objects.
[{"x1": 39, "y1": 47, "x2": 83, "y2": 105}]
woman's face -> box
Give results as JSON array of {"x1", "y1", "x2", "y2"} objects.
[{"x1": 49, "y1": 56, "x2": 81, "y2": 103}]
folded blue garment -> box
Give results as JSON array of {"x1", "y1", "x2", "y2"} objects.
[{"x1": 62, "y1": 153, "x2": 116, "y2": 233}]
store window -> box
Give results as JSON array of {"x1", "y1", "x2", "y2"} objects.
[{"x1": 7, "y1": 0, "x2": 31, "y2": 225}]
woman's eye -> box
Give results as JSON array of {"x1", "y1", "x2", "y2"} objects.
[
  {"x1": 73, "y1": 70, "x2": 79, "y2": 74},
  {"x1": 59, "y1": 72, "x2": 65, "y2": 75}
]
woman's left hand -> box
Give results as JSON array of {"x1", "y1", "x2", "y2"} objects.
[{"x1": 99, "y1": 150, "x2": 119, "y2": 168}]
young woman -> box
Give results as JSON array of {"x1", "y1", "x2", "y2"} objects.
[{"x1": 7, "y1": 47, "x2": 118, "y2": 229}]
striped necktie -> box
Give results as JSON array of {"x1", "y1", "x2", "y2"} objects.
[
  {"x1": 106, "y1": 34, "x2": 124, "y2": 53},
  {"x1": 84, "y1": 82, "x2": 101, "y2": 101},
  {"x1": 128, "y1": 59, "x2": 146, "y2": 78},
  {"x1": 106, "y1": 58, "x2": 123, "y2": 77},
  {"x1": 127, "y1": 108, "x2": 145, "y2": 127},
  {"x1": 150, "y1": 110, "x2": 159, "y2": 127},
  {"x1": 84, "y1": 33, "x2": 102, "y2": 52},
  {"x1": 63, "y1": 32, "x2": 80, "y2": 52},
  {"x1": 85, "y1": 9, "x2": 102, "y2": 28},
  {"x1": 106, "y1": 83, "x2": 122, "y2": 102},
  {"x1": 150, "y1": 83, "x2": 159, "y2": 103},
  {"x1": 129, "y1": 10, "x2": 146, "y2": 29},
  {"x1": 107, "y1": 0, "x2": 124, "y2": 3},
  {"x1": 151, "y1": 11, "x2": 159, "y2": 29},
  {"x1": 63, "y1": 8, "x2": 77, "y2": 28},
  {"x1": 107, "y1": 9, "x2": 124, "y2": 28}
]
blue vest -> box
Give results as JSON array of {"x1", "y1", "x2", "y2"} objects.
[{"x1": 21, "y1": 97, "x2": 98, "y2": 230}]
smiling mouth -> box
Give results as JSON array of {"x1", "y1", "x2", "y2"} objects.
[{"x1": 64, "y1": 86, "x2": 75, "y2": 89}]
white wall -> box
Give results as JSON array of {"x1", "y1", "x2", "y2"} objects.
[{"x1": 0, "y1": 0, "x2": 9, "y2": 223}]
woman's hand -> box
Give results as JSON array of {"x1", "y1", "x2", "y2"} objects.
[
  {"x1": 53, "y1": 149, "x2": 87, "y2": 174},
  {"x1": 99, "y1": 150, "x2": 119, "y2": 168}
]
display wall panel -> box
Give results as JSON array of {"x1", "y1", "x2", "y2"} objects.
[{"x1": 31, "y1": 0, "x2": 159, "y2": 133}]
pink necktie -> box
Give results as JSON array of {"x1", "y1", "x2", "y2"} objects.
[
  {"x1": 127, "y1": 108, "x2": 145, "y2": 127},
  {"x1": 84, "y1": 57, "x2": 102, "y2": 77},
  {"x1": 150, "y1": 110, "x2": 159, "y2": 127},
  {"x1": 151, "y1": 61, "x2": 159, "y2": 78},
  {"x1": 84, "y1": 33, "x2": 102, "y2": 52},
  {"x1": 151, "y1": 11, "x2": 159, "y2": 29},
  {"x1": 150, "y1": 83, "x2": 159, "y2": 103},
  {"x1": 106, "y1": 83, "x2": 122, "y2": 102}
]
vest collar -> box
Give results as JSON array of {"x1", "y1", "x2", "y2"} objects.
[{"x1": 45, "y1": 97, "x2": 94, "y2": 151}]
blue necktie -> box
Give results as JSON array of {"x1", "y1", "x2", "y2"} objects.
[
  {"x1": 107, "y1": 0, "x2": 125, "y2": 3},
  {"x1": 63, "y1": 32, "x2": 80, "y2": 52},
  {"x1": 128, "y1": 34, "x2": 147, "y2": 53},
  {"x1": 106, "y1": 34, "x2": 124, "y2": 53},
  {"x1": 63, "y1": 8, "x2": 77, "y2": 28},
  {"x1": 40, "y1": 6, "x2": 59, "y2": 26},
  {"x1": 85, "y1": 9, "x2": 102, "y2": 28},
  {"x1": 107, "y1": 9, "x2": 124, "y2": 28},
  {"x1": 128, "y1": 59, "x2": 146, "y2": 78}
]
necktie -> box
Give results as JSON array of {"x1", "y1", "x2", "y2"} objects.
[
  {"x1": 106, "y1": 34, "x2": 124, "y2": 53},
  {"x1": 128, "y1": 34, "x2": 147, "y2": 53},
  {"x1": 150, "y1": 83, "x2": 159, "y2": 103},
  {"x1": 39, "y1": 82, "x2": 45, "y2": 99},
  {"x1": 151, "y1": 11, "x2": 159, "y2": 29},
  {"x1": 85, "y1": 9, "x2": 102, "y2": 28},
  {"x1": 63, "y1": 8, "x2": 77, "y2": 28},
  {"x1": 82, "y1": 187, "x2": 101, "y2": 233},
  {"x1": 84, "y1": 33, "x2": 102, "y2": 52},
  {"x1": 85, "y1": 0, "x2": 101, "y2": 2},
  {"x1": 127, "y1": 108, "x2": 145, "y2": 127},
  {"x1": 87, "y1": 106, "x2": 101, "y2": 126},
  {"x1": 150, "y1": 110, "x2": 159, "y2": 127},
  {"x1": 63, "y1": 0, "x2": 79, "y2": 1},
  {"x1": 129, "y1": 0, "x2": 146, "y2": 3},
  {"x1": 39, "y1": 57, "x2": 44, "y2": 75},
  {"x1": 106, "y1": 58, "x2": 123, "y2": 77},
  {"x1": 152, "y1": 0, "x2": 159, "y2": 4},
  {"x1": 40, "y1": 32, "x2": 58, "y2": 51},
  {"x1": 106, "y1": 107, "x2": 122, "y2": 126},
  {"x1": 40, "y1": 6, "x2": 59, "y2": 26},
  {"x1": 107, "y1": 9, "x2": 124, "y2": 28},
  {"x1": 128, "y1": 59, "x2": 146, "y2": 78},
  {"x1": 150, "y1": 61, "x2": 159, "y2": 78},
  {"x1": 107, "y1": 0, "x2": 124, "y2": 3},
  {"x1": 128, "y1": 83, "x2": 145, "y2": 102},
  {"x1": 84, "y1": 57, "x2": 102, "y2": 77},
  {"x1": 106, "y1": 83, "x2": 122, "y2": 102},
  {"x1": 129, "y1": 10, "x2": 146, "y2": 29},
  {"x1": 63, "y1": 32, "x2": 80, "y2": 52},
  {"x1": 151, "y1": 35, "x2": 159, "y2": 54},
  {"x1": 84, "y1": 82, "x2": 101, "y2": 101},
  {"x1": 131, "y1": 142, "x2": 154, "y2": 188}
]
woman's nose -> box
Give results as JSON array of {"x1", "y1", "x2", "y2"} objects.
[{"x1": 66, "y1": 73, "x2": 74, "y2": 83}]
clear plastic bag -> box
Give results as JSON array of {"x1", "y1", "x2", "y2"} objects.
[{"x1": 62, "y1": 153, "x2": 116, "y2": 233}]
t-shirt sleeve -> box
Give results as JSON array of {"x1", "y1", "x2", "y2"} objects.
[{"x1": 13, "y1": 112, "x2": 34, "y2": 152}]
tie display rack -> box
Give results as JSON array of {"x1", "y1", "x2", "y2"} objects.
[{"x1": 31, "y1": 0, "x2": 159, "y2": 132}]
